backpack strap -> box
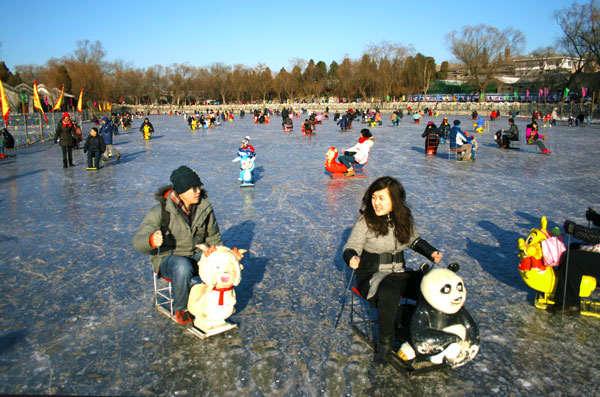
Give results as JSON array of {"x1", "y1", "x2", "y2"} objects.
[
  {"x1": 160, "y1": 200, "x2": 170, "y2": 235},
  {"x1": 159, "y1": 200, "x2": 176, "y2": 249}
]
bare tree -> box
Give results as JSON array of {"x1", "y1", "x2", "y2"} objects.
[
  {"x1": 556, "y1": 0, "x2": 600, "y2": 71},
  {"x1": 255, "y1": 63, "x2": 272, "y2": 102},
  {"x1": 403, "y1": 53, "x2": 436, "y2": 95},
  {"x1": 142, "y1": 65, "x2": 168, "y2": 104},
  {"x1": 64, "y1": 40, "x2": 108, "y2": 103},
  {"x1": 208, "y1": 63, "x2": 232, "y2": 104},
  {"x1": 13, "y1": 64, "x2": 41, "y2": 85},
  {"x1": 336, "y1": 57, "x2": 356, "y2": 99},
  {"x1": 446, "y1": 24, "x2": 525, "y2": 91},
  {"x1": 356, "y1": 54, "x2": 376, "y2": 101},
  {"x1": 365, "y1": 41, "x2": 413, "y2": 99},
  {"x1": 167, "y1": 63, "x2": 194, "y2": 106}
]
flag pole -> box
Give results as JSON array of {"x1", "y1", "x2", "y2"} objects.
[{"x1": 592, "y1": 91, "x2": 596, "y2": 123}]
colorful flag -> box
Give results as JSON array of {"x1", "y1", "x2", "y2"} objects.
[
  {"x1": 76, "y1": 87, "x2": 83, "y2": 113},
  {"x1": 564, "y1": 87, "x2": 571, "y2": 98},
  {"x1": 32, "y1": 80, "x2": 48, "y2": 123},
  {"x1": 526, "y1": 90, "x2": 530, "y2": 98},
  {"x1": 480, "y1": 92, "x2": 484, "y2": 100},
  {"x1": 544, "y1": 88, "x2": 549, "y2": 97},
  {"x1": 582, "y1": 87, "x2": 588, "y2": 97},
  {"x1": 514, "y1": 91, "x2": 518, "y2": 100},
  {"x1": 0, "y1": 77, "x2": 11, "y2": 125},
  {"x1": 52, "y1": 85, "x2": 64, "y2": 111},
  {"x1": 539, "y1": 89, "x2": 543, "y2": 97}
]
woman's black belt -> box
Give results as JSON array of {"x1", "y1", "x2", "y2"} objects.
[{"x1": 361, "y1": 250, "x2": 405, "y2": 265}]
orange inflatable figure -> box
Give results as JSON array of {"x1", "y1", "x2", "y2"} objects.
[{"x1": 324, "y1": 147, "x2": 348, "y2": 174}]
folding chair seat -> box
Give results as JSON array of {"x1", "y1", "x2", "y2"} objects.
[
  {"x1": 353, "y1": 162, "x2": 367, "y2": 176},
  {"x1": 448, "y1": 146, "x2": 465, "y2": 161},
  {"x1": 350, "y1": 286, "x2": 376, "y2": 342},
  {"x1": 153, "y1": 270, "x2": 174, "y2": 318},
  {"x1": 425, "y1": 135, "x2": 439, "y2": 155}
]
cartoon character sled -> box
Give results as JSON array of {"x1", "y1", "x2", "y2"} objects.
[
  {"x1": 233, "y1": 152, "x2": 255, "y2": 187},
  {"x1": 187, "y1": 245, "x2": 244, "y2": 339},
  {"x1": 518, "y1": 216, "x2": 599, "y2": 316},
  {"x1": 143, "y1": 125, "x2": 152, "y2": 140},
  {"x1": 324, "y1": 147, "x2": 367, "y2": 178},
  {"x1": 348, "y1": 263, "x2": 479, "y2": 375}
]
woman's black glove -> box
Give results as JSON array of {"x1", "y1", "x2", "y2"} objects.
[{"x1": 585, "y1": 208, "x2": 600, "y2": 227}]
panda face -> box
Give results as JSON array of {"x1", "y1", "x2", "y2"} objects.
[{"x1": 421, "y1": 268, "x2": 466, "y2": 314}]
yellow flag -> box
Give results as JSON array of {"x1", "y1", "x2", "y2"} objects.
[
  {"x1": 32, "y1": 80, "x2": 47, "y2": 122},
  {"x1": 52, "y1": 85, "x2": 64, "y2": 111},
  {"x1": 0, "y1": 77, "x2": 11, "y2": 125},
  {"x1": 77, "y1": 88, "x2": 83, "y2": 113}
]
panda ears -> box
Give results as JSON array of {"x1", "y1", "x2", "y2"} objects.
[
  {"x1": 447, "y1": 263, "x2": 460, "y2": 273},
  {"x1": 420, "y1": 262, "x2": 460, "y2": 274}
]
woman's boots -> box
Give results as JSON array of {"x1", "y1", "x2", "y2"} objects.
[{"x1": 375, "y1": 335, "x2": 393, "y2": 365}]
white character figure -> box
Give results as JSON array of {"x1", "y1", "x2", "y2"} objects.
[{"x1": 187, "y1": 245, "x2": 244, "y2": 333}]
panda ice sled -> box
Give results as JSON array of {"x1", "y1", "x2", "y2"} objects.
[{"x1": 398, "y1": 263, "x2": 480, "y2": 368}]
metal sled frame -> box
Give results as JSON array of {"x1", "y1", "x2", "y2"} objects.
[
  {"x1": 187, "y1": 322, "x2": 238, "y2": 339},
  {"x1": 328, "y1": 163, "x2": 368, "y2": 179},
  {"x1": 349, "y1": 285, "x2": 447, "y2": 376}
]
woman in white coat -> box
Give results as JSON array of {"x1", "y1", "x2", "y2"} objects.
[{"x1": 337, "y1": 129, "x2": 374, "y2": 176}]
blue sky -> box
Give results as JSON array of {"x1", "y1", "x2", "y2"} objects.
[{"x1": 1, "y1": 0, "x2": 571, "y2": 72}]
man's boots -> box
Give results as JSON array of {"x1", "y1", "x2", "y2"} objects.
[{"x1": 63, "y1": 159, "x2": 68, "y2": 168}]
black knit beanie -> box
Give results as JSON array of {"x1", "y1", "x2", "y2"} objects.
[{"x1": 170, "y1": 166, "x2": 202, "y2": 194}]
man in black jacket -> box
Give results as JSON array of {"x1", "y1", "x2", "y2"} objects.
[
  {"x1": 83, "y1": 127, "x2": 106, "y2": 169},
  {"x1": 496, "y1": 118, "x2": 519, "y2": 149},
  {"x1": 552, "y1": 208, "x2": 600, "y2": 314}
]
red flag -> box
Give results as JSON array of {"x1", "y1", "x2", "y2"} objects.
[
  {"x1": 544, "y1": 88, "x2": 549, "y2": 97},
  {"x1": 52, "y1": 85, "x2": 64, "y2": 111},
  {"x1": 539, "y1": 89, "x2": 543, "y2": 97},
  {"x1": 76, "y1": 87, "x2": 83, "y2": 113},
  {"x1": 582, "y1": 87, "x2": 588, "y2": 97},
  {"x1": 526, "y1": 90, "x2": 530, "y2": 98},
  {"x1": 32, "y1": 80, "x2": 48, "y2": 123},
  {"x1": 0, "y1": 77, "x2": 11, "y2": 125}
]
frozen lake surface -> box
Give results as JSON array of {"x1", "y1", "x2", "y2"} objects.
[{"x1": 1, "y1": 111, "x2": 599, "y2": 395}]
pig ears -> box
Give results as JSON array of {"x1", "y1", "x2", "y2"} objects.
[
  {"x1": 199, "y1": 244, "x2": 217, "y2": 257},
  {"x1": 232, "y1": 247, "x2": 242, "y2": 261}
]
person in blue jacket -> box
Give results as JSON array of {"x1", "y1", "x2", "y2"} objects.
[
  {"x1": 100, "y1": 117, "x2": 122, "y2": 162},
  {"x1": 448, "y1": 120, "x2": 473, "y2": 160},
  {"x1": 337, "y1": 114, "x2": 349, "y2": 131}
]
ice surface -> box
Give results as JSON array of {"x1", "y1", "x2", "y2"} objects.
[{"x1": 0, "y1": 112, "x2": 599, "y2": 395}]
